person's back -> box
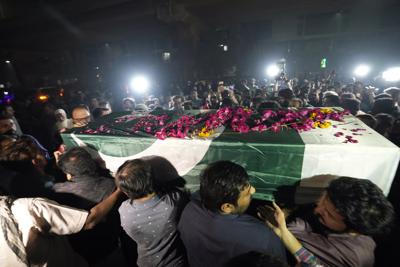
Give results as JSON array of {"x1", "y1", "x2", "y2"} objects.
[
  {"x1": 53, "y1": 147, "x2": 115, "y2": 208},
  {"x1": 51, "y1": 147, "x2": 119, "y2": 264},
  {"x1": 178, "y1": 161, "x2": 286, "y2": 267},
  {"x1": 116, "y1": 158, "x2": 188, "y2": 267},
  {"x1": 179, "y1": 197, "x2": 285, "y2": 267},
  {"x1": 119, "y1": 189, "x2": 187, "y2": 267},
  {"x1": 1, "y1": 196, "x2": 88, "y2": 267}
]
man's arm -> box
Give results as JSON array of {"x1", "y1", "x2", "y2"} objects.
[
  {"x1": 83, "y1": 188, "x2": 124, "y2": 230},
  {"x1": 258, "y1": 202, "x2": 322, "y2": 266}
]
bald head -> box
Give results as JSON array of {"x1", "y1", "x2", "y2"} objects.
[{"x1": 72, "y1": 106, "x2": 91, "y2": 128}]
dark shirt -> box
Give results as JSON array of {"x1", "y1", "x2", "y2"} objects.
[
  {"x1": 52, "y1": 175, "x2": 115, "y2": 209},
  {"x1": 119, "y1": 190, "x2": 188, "y2": 267},
  {"x1": 52, "y1": 174, "x2": 119, "y2": 263},
  {"x1": 0, "y1": 161, "x2": 53, "y2": 198},
  {"x1": 178, "y1": 198, "x2": 286, "y2": 267}
]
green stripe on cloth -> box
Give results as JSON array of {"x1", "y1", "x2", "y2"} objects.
[
  {"x1": 183, "y1": 129, "x2": 305, "y2": 201},
  {"x1": 61, "y1": 111, "x2": 305, "y2": 201},
  {"x1": 61, "y1": 133, "x2": 157, "y2": 157}
]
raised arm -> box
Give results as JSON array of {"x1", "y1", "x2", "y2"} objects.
[
  {"x1": 83, "y1": 188, "x2": 124, "y2": 230},
  {"x1": 258, "y1": 202, "x2": 322, "y2": 267}
]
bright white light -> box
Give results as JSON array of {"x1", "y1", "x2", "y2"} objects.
[
  {"x1": 266, "y1": 64, "x2": 280, "y2": 77},
  {"x1": 354, "y1": 65, "x2": 371, "y2": 77},
  {"x1": 223, "y1": 45, "x2": 228, "y2": 51},
  {"x1": 162, "y1": 52, "x2": 171, "y2": 61},
  {"x1": 4, "y1": 91, "x2": 8, "y2": 95},
  {"x1": 130, "y1": 76, "x2": 150, "y2": 94},
  {"x1": 383, "y1": 67, "x2": 400, "y2": 82},
  {"x1": 5, "y1": 60, "x2": 10, "y2": 64}
]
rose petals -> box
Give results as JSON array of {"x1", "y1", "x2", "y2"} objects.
[{"x1": 84, "y1": 107, "x2": 349, "y2": 140}]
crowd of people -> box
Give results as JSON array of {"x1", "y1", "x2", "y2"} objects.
[{"x1": 0, "y1": 73, "x2": 399, "y2": 267}]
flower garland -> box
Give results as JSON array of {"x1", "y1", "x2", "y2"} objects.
[{"x1": 80, "y1": 107, "x2": 349, "y2": 140}]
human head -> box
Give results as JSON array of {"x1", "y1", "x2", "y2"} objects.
[
  {"x1": 92, "y1": 107, "x2": 110, "y2": 120},
  {"x1": 191, "y1": 90, "x2": 198, "y2": 100},
  {"x1": 0, "y1": 114, "x2": 17, "y2": 135},
  {"x1": 384, "y1": 87, "x2": 400, "y2": 103},
  {"x1": 315, "y1": 177, "x2": 395, "y2": 235},
  {"x1": 72, "y1": 105, "x2": 91, "y2": 127},
  {"x1": 57, "y1": 147, "x2": 97, "y2": 179},
  {"x1": 172, "y1": 95, "x2": 183, "y2": 104},
  {"x1": 90, "y1": 97, "x2": 99, "y2": 110},
  {"x1": 258, "y1": 101, "x2": 281, "y2": 110},
  {"x1": 288, "y1": 98, "x2": 303, "y2": 108},
  {"x1": 340, "y1": 92, "x2": 356, "y2": 102},
  {"x1": 341, "y1": 98, "x2": 361, "y2": 116},
  {"x1": 115, "y1": 159, "x2": 154, "y2": 200},
  {"x1": 308, "y1": 91, "x2": 320, "y2": 105},
  {"x1": 0, "y1": 138, "x2": 47, "y2": 171},
  {"x1": 98, "y1": 101, "x2": 112, "y2": 114},
  {"x1": 371, "y1": 98, "x2": 395, "y2": 115},
  {"x1": 356, "y1": 114, "x2": 377, "y2": 129},
  {"x1": 278, "y1": 88, "x2": 294, "y2": 101},
  {"x1": 122, "y1": 97, "x2": 136, "y2": 111},
  {"x1": 183, "y1": 101, "x2": 193, "y2": 110},
  {"x1": 135, "y1": 103, "x2": 148, "y2": 112},
  {"x1": 200, "y1": 161, "x2": 255, "y2": 214},
  {"x1": 374, "y1": 93, "x2": 392, "y2": 100},
  {"x1": 0, "y1": 104, "x2": 15, "y2": 117},
  {"x1": 322, "y1": 92, "x2": 340, "y2": 107},
  {"x1": 375, "y1": 113, "x2": 394, "y2": 137},
  {"x1": 54, "y1": 109, "x2": 67, "y2": 122}
]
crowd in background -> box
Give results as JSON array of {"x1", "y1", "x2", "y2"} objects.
[
  {"x1": 2, "y1": 72, "x2": 400, "y2": 153},
  {"x1": 0, "y1": 71, "x2": 400, "y2": 267}
]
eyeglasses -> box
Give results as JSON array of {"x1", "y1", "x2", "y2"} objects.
[{"x1": 73, "y1": 115, "x2": 91, "y2": 122}]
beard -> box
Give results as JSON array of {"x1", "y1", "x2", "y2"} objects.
[
  {"x1": 2, "y1": 128, "x2": 17, "y2": 136},
  {"x1": 292, "y1": 205, "x2": 339, "y2": 236}
]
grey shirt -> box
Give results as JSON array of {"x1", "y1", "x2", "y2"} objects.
[
  {"x1": 289, "y1": 218, "x2": 376, "y2": 267},
  {"x1": 119, "y1": 190, "x2": 187, "y2": 267}
]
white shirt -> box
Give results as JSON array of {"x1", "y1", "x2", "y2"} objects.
[{"x1": 0, "y1": 198, "x2": 88, "y2": 267}]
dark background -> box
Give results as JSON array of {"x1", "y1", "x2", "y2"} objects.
[{"x1": 0, "y1": 0, "x2": 399, "y2": 90}]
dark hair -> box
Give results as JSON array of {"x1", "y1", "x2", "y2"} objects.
[
  {"x1": 371, "y1": 98, "x2": 395, "y2": 115},
  {"x1": 326, "y1": 177, "x2": 395, "y2": 235},
  {"x1": 374, "y1": 93, "x2": 392, "y2": 100},
  {"x1": 375, "y1": 113, "x2": 395, "y2": 135},
  {"x1": 98, "y1": 101, "x2": 110, "y2": 108},
  {"x1": 258, "y1": 101, "x2": 282, "y2": 110},
  {"x1": 92, "y1": 107, "x2": 109, "y2": 120},
  {"x1": 278, "y1": 89, "x2": 294, "y2": 100},
  {"x1": 323, "y1": 95, "x2": 340, "y2": 106},
  {"x1": 340, "y1": 92, "x2": 356, "y2": 100},
  {"x1": 0, "y1": 113, "x2": 13, "y2": 121},
  {"x1": 356, "y1": 114, "x2": 377, "y2": 129},
  {"x1": 341, "y1": 98, "x2": 360, "y2": 115},
  {"x1": 200, "y1": 161, "x2": 249, "y2": 212},
  {"x1": 0, "y1": 138, "x2": 43, "y2": 162},
  {"x1": 115, "y1": 159, "x2": 154, "y2": 200},
  {"x1": 220, "y1": 98, "x2": 234, "y2": 108},
  {"x1": 226, "y1": 251, "x2": 289, "y2": 267},
  {"x1": 58, "y1": 147, "x2": 97, "y2": 177}
]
